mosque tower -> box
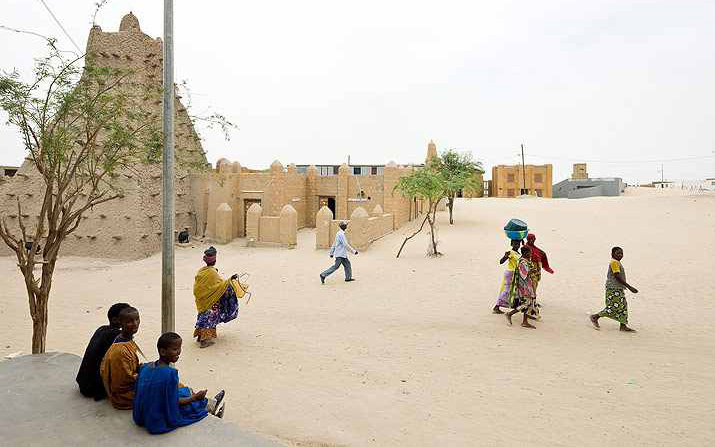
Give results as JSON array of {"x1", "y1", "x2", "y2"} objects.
[{"x1": 426, "y1": 140, "x2": 438, "y2": 164}]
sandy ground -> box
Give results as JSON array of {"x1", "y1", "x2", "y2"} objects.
[{"x1": 1, "y1": 190, "x2": 714, "y2": 447}]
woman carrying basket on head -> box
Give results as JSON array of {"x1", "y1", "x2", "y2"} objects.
[{"x1": 493, "y1": 219, "x2": 528, "y2": 314}]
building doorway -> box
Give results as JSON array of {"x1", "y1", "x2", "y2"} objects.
[
  {"x1": 319, "y1": 196, "x2": 336, "y2": 218},
  {"x1": 243, "y1": 199, "x2": 261, "y2": 236}
]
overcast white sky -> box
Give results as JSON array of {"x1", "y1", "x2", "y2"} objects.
[{"x1": 2, "y1": 0, "x2": 714, "y2": 182}]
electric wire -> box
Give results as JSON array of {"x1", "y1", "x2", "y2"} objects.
[{"x1": 37, "y1": 0, "x2": 82, "y2": 53}]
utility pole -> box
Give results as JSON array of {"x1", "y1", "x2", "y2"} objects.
[
  {"x1": 520, "y1": 143, "x2": 527, "y2": 195},
  {"x1": 661, "y1": 163, "x2": 664, "y2": 183},
  {"x1": 161, "y1": 0, "x2": 175, "y2": 333}
]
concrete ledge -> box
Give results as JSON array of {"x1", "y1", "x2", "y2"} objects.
[{"x1": 0, "y1": 353, "x2": 280, "y2": 447}]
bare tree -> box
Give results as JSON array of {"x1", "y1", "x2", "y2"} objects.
[{"x1": 0, "y1": 43, "x2": 161, "y2": 353}]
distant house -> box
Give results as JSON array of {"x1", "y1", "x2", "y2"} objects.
[
  {"x1": 491, "y1": 164, "x2": 553, "y2": 197},
  {"x1": 651, "y1": 181, "x2": 674, "y2": 189},
  {"x1": 644, "y1": 179, "x2": 715, "y2": 191},
  {"x1": 552, "y1": 163, "x2": 625, "y2": 199},
  {"x1": 553, "y1": 177, "x2": 625, "y2": 199}
]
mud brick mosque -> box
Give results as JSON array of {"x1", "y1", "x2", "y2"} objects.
[{"x1": 0, "y1": 13, "x2": 437, "y2": 259}]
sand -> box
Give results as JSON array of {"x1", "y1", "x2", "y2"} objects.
[{"x1": 1, "y1": 189, "x2": 714, "y2": 447}]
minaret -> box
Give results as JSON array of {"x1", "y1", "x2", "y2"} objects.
[{"x1": 426, "y1": 140, "x2": 437, "y2": 164}]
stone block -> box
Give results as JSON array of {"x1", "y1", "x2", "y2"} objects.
[
  {"x1": 348, "y1": 206, "x2": 369, "y2": 251},
  {"x1": 246, "y1": 203, "x2": 262, "y2": 242},
  {"x1": 279, "y1": 204, "x2": 297, "y2": 247},
  {"x1": 215, "y1": 203, "x2": 233, "y2": 244},
  {"x1": 259, "y1": 216, "x2": 280, "y2": 243},
  {"x1": 315, "y1": 206, "x2": 333, "y2": 249}
]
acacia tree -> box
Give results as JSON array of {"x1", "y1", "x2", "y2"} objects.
[
  {"x1": 432, "y1": 149, "x2": 483, "y2": 225},
  {"x1": 394, "y1": 167, "x2": 446, "y2": 258},
  {"x1": 0, "y1": 44, "x2": 161, "y2": 353}
]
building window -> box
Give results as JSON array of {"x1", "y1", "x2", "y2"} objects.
[
  {"x1": 507, "y1": 188, "x2": 515, "y2": 197},
  {"x1": 333, "y1": 166, "x2": 339, "y2": 175},
  {"x1": 376, "y1": 166, "x2": 384, "y2": 175},
  {"x1": 296, "y1": 166, "x2": 307, "y2": 174},
  {"x1": 371, "y1": 166, "x2": 378, "y2": 175},
  {"x1": 534, "y1": 173, "x2": 543, "y2": 183},
  {"x1": 353, "y1": 166, "x2": 361, "y2": 175},
  {"x1": 507, "y1": 173, "x2": 515, "y2": 182},
  {"x1": 319, "y1": 166, "x2": 336, "y2": 176},
  {"x1": 535, "y1": 188, "x2": 543, "y2": 197}
]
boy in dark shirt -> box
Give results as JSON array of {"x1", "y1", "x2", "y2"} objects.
[{"x1": 76, "y1": 302, "x2": 131, "y2": 399}]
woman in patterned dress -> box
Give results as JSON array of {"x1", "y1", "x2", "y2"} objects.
[
  {"x1": 193, "y1": 246, "x2": 240, "y2": 348},
  {"x1": 590, "y1": 246, "x2": 638, "y2": 332},
  {"x1": 505, "y1": 246, "x2": 540, "y2": 328}
]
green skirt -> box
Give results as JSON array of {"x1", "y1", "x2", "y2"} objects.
[{"x1": 598, "y1": 288, "x2": 628, "y2": 324}]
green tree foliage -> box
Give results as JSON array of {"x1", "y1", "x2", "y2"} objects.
[
  {"x1": 432, "y1": 149, "x2": 483, "y2": 224},
  {"x1": 393, "y1": 167, "x2": 446, "y2": 258},
  {"x1": 0, "y1": 42, "x2": 160, "y2": 353}
]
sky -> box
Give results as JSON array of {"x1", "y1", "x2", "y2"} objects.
[{"x1": 1, "y1": 0, "x2": 714, "y2": 183}]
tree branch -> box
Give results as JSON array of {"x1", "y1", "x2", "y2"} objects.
[{"x1": 396, "y1": 214, "x2": 430, "y2": 258}]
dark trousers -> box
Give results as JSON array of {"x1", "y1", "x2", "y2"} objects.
[{"x1": 321, "y1": 257, "x2": 352, "y2": 280}]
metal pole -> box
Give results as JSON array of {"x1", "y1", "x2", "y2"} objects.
[
  {"x1": 521, "y1": 143, "x2": 527, "y2": 194},
  {"x1": 661, "y1": 163, "x2": 664, "y2": 183},
  {"x1": 161, "y1": 0, "x2": 175, "y2": 333}
]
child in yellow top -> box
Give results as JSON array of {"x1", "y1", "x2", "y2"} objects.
[{"x1": 493, "y1": 239, "x2": 522, "y2": 314}]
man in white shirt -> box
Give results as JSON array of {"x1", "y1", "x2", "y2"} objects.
[{"x1": 320, "y1": 221, "x2": 358, "y2": 283}]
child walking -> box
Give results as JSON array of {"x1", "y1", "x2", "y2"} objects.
[
  {"x1": 492, "y1": 239, "x2": 522, "y2": 314},
  {"x1": 590, "y1": 246, "x2": 638, "y2": 332}
]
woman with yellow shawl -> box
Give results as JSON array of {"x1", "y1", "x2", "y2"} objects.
[{"x1": 193, "y1": 246, "x2": 241, "y2": 348}]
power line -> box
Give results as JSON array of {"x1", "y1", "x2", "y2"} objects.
[
  {"x1": 0, "y1": 24, "x2": 51, "y2": 41},
  {"x1": 524, "y1": 153, "x2": 715, "y2": 164},
  {"x1": 37, "y1": 0, "x2": 82, "y2": 53}
]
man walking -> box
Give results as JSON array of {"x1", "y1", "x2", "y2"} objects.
[{"x1": 320, "y1": 221, "x2": 358, "y2": 283}]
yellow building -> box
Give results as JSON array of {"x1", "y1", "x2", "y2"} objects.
[
  {"x1": 490, "y1": 164, "x2": 553, "y2": 197},
  {"x1": 572, "y1": 163, "x2": 588, "y2": 179}
]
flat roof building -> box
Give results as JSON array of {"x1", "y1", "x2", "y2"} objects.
[
  {"x1": 491, "y1": 164, "x2": 553, "y2": 198},
  {"x1": 553, "y1": 177, "x2": 625, "y2": 199}
]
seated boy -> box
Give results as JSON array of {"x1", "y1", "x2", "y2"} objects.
[
  {"x1": 100, "y1": 306, "x2": 141, "y2": 409},
  {"x1": 76, "y1": 302, "x2": 131, "y2": 400},
  {"x1": 133, "y1": 332, "x2": 226, "y2": 434}
]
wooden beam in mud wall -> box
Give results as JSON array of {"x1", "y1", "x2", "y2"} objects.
[{"x1": 337, "y1": 163, "x2": 349, "y2": 220}]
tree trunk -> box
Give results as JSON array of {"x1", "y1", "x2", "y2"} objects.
[
  {"x1": 31, "y1": 293, "x2": 48, "y2": 354},
  {"x1": 396, "y1": 214, "x2": 429, "y2": 258},
  {"x1": 27, "y1": 253, "x2": 56, "y2": 354},
  {"x1": 447, "y1": 196, "x2": 454, "y2": 225},
  {"x1": 427, "y1": 205, "x2": 441, "y2": 256}
]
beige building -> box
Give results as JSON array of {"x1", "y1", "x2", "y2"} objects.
[
  {"x1": 194, "y1": 155, "x2": 427, "y2": 243},
  {"x1": 0, "y1": 13, "x2": 206, "y2": 259},
  {"x1": 490, "y1": 164, "x2": 553, "y2": 197},
  {"x1": 572, "y1": 163, "x2": 588, "y2": 179}
]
